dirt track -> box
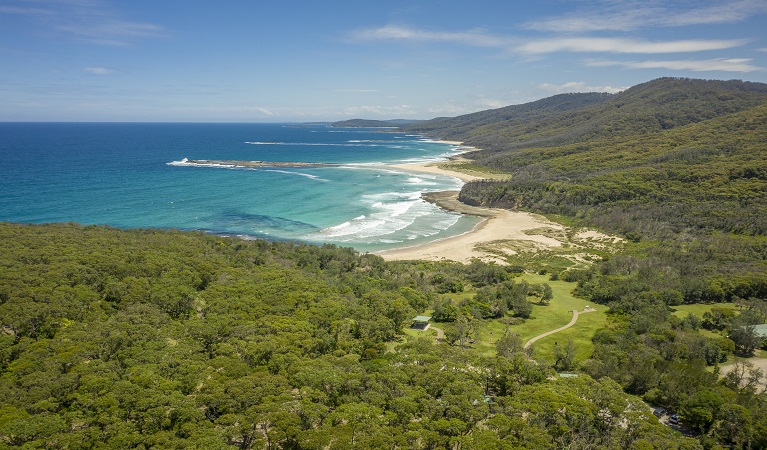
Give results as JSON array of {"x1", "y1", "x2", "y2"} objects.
[{"x1": 524, "y1": 308, "x2": 595, "y2": 349}]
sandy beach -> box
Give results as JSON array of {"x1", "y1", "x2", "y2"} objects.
[{"x1": 378, "y1": 161, "x2": 568, "y2": 264}]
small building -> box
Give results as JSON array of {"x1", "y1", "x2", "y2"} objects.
[
  {"x1": 411, "y1": 315, "x2": 432, "y2": 330},
  {"x1": 753, "y1": 324, "x2": 767, "y2": 339}
]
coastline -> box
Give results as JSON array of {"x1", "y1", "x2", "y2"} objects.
[{"x1": 378, "y1": 159, "x2": 566, "y2": 264}]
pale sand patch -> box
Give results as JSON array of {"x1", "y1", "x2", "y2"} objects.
[
  {"x1": 575, "y1": 229, "x2": 624, "y2": 244},
  {"x1": 431, "y1": 140, "x2": 466, "y2": 145},
  {"x1": 378, "y1": 159, "x2": 613, "y2": 264},
  {"x1": 387, "y1": 162, "x2": 483, "y2": 183},
  {"x1": 720, "y1": 357, "x2": 767, "y2": 390},
  {"x1": 377, "y1": 198, "x2": 566, "y2": 264}
]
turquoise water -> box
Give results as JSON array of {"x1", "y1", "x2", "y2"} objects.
[{"x1": 0, "y1": 123, "x2": 479, "y2": 252}]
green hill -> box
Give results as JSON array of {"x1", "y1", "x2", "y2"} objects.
[
  {"x1": 406, "y1": 78, "x2": 767, "y2": 152},
  {"x1": 405, "y1": 78, "x2": 767, "y2": 303}
]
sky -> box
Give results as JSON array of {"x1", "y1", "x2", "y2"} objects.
[{"x1": 1, "y1": 0, "x2": 767, "y2": 122}]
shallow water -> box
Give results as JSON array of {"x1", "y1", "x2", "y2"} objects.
[{"x1": 0, "y1": 122, "x2": 479, "y2": 252}]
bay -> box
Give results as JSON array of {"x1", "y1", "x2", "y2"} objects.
[{"x1": 0, "y1": 123, "x2": 479, "y2": 252}]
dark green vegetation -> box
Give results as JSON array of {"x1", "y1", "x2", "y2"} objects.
[
  {"x1": 407, "y1": 77, "x2": 767, "y2": 304},
  {"x1": 4, "y1": 77, "x2": 767, "y2": 449},
  {"x1": 0, "y1": 223, "x2": 702, "y2": 449},
  {"x1": 403, "y1": 77, "x2": 767, "y2": 448}
]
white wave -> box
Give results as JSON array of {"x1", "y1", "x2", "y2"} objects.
[
  {"x1": 167, "y1": 159, "x2": 329, "y2": 181},
  {"x1": 320, "y1": 218, "x2": 388, "y2": 238},
  {"x1": 364, "y1": 191, "x2": 422, "y2": 203},
  {"x1": 309, "y1": 190, "x2": 465, "y2": 244},
  {"x1": 167, "y1": 158, "x2": 189, "y2": 166},
  {"x1": 262, "y1": 169, "x2": 330, "y2": 182},
  {"x1": 405, "y1": 177, "x2": 438, "y2": 186},
  {"x1": 324, "y1": 221, "x2": 351, "y2": 232},
  {"x1": 324, "y1": 130, "x2": 372, "y2": 133},
  {"x1": 166, "y1": 158, "x2": 237, "y2": 169},
  {"x1": 244, "y1": 141, "x2": 391, "y2": 148}
]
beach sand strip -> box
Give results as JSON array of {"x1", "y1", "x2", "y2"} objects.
[{"x1": 377, "y1": 161, "x2": 566, "y2": 264}]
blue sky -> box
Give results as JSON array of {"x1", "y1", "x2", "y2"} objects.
[{"x1": 2, "y1": 0, "x2": 767, "y2": 122}]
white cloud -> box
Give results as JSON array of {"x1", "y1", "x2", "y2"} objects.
[
  {"x1": 349, "y1": 25, "x2": 509, "y2": 47},
  {"x1": 333, "y1": 89, "x2": 380, "y2": 93},
  {"x1": 0, "y1": 0, "x2": 167, "y2": 46},
  {"x1": 339, "y1": 104, "x2": 416, "y2": 117},
  {"x1": 351, "y1": 25, "x2": 749, "y2": 57},
  {"x1": 525, "y1": 0, "x2": 767, "y2": 32},
  {"x1": 517, "y1": 37, "x2": 748, "y2": 55},
  {"x1": 426, "y1": 101, "x2": 474, "y2": 116},
  {"x1": 58, "y1": 20, "x2": 166, "y2": 46},
  {"x1": 476, "y1": 98, "x2": 509, "y2": 109},
  {"x1": 84, "y1": 66, "x2": 113, "y2": 75},
  {"x1": 587, "y1": 58, "x2": 764, "y2": 72},
  {"x1": 539, "y1": 82, "x2": 626, "y2": 94},
  {"x1": 0, "y1": 6, "x2": 54, "y2": 16}
]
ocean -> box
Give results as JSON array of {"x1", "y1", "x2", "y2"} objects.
[{"x1": 0, "y1": 122, "x2": 479, "y2": 252}]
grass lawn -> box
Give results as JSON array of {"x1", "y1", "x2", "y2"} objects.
[
  {"x1": 670, "y1": 302, "x2": 739, "y2": 319},
  {"x1": 469, "y1": 273, "x2": 608, "y2": 363},
  {"x1": 402, "y1": 273, "x2": 608, "y2": 365},
  {"x1": 670, "y1": 302, "x2": 740, "y2": 339}
]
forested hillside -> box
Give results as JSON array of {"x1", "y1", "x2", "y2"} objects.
[
  {"x1": 405, "y1": 78, "x2": 767, "y2": 152},
  {"x1": 441, "y1": 78, "x2": 767, "y2": 305},
  {"x1": 3, "y1": 77, "x2": 767, "y2": 449},
  {"x1": 404, "y1": 91, "x2": 613, "y2": 145},
  {"x1": 412, "y1": 77, "x2": 767, "y2": 448},
  {"x1": 0, "y1": 223, "x2": 703, "y2": 449}
]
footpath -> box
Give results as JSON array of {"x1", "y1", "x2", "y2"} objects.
[{"x1": 524, "y1": 307, "x2": 595, "y2": 349}]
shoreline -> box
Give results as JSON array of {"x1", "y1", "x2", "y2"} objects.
[{"x1": 378, "y1": 158, "x2": 566, "y2": 264}]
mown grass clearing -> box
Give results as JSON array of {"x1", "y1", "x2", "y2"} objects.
[
  {"x1": 435, "y1": 161, "x2": 513, "y2": 180},
  {"x1": 670, "y1": 302, "x2": 739, "y2": 318},
  {"x1": 442, "y1": 273, "x2": 609, "y2": 363}
]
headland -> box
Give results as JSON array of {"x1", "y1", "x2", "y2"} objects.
[{"x1": 184, "y1": 159, "x2": 337, "y2": 169}]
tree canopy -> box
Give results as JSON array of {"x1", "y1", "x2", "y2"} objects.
[{"x1": 0, "y1": 223, "x2": 702, "y2": 449}]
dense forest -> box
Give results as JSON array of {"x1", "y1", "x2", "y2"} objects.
[
  {"x1": 404, "y1": 77, "x2": 767, "y2": 304},
  {"x1": 3, "y1": 77, "x2": 767, "y2": 449},
  {"x1": 407, "y1": 77, "x2": 767, "y2": 448},
  {"x1": 0, "y1": 223, "x2": 706, "y2": 449}
]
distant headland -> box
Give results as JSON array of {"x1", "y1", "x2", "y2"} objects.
[
  {"x1": 182, "y1": 159, "x2": 338, "y2": 169},
  {"x1": 331, "y1": 118, "x2": 424, "y2": 128}
]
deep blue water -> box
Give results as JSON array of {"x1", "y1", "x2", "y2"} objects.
[{"x1": 0, "y1": 123, "x2": 479, "y2": 252}]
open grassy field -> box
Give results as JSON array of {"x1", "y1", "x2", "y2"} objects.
[
  {"x1": 402, "y1": 273, "x2": 609, "y2": 365},
  {"x1": 670, "y1": 302, "x2": 739, "y2": 318},
  {"x1": 435, "y1": 274, "x2": 609, "y2": 363},
  {"x1": 670, "y1": 302, "x2": 740, "y2": 339},
  {"x1": 492, "y1": 273, "x2": 608, "y2": 362}
]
